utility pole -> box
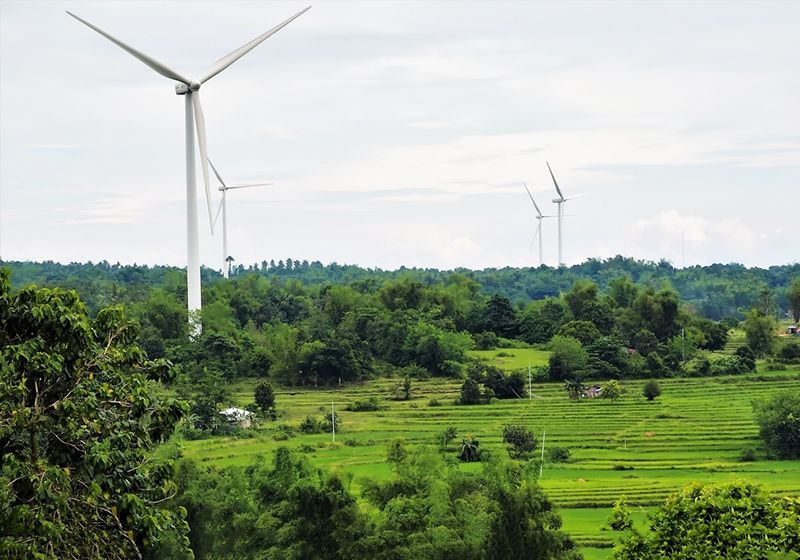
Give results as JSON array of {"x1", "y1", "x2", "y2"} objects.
[
  {"x1": 539, "y1": 430, "x2": 546, "y2": 479},
  {"x1": 331, "y1": 401, "x2": 336, "y2": 443},
  {"x1": 528, "y1": 364, "x2": 532, "y2": 400}
]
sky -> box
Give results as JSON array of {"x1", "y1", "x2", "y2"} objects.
[{"x1": 1, "y1": 0, "x2": 798, "y2": 272}]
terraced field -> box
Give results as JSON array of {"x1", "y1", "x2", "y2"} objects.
[{"x1": 180, "y1": 364, "x2": 800, "y2": 558}]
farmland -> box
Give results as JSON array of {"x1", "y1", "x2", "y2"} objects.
[{"x1": 180, "y1": 356, "x2": 800, "y2": 559}]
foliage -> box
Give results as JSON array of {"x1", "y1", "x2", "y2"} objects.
[
  {"x1": 0, "y1": 270, "x2": 189, "y2": 560},
  {"x1": 345, "y1": 397, "x2": 382, "y2": 412},
  {"x1": 643, "y1": 379, "x2": 662, "y2": 401},
  {"x1": 789, "y1": 278, "x2": 800, "y2": 324},
  {"x1": 608, "y1": 497, "x2": 633, "y2": 531},
  {"x1": 754, "y1": 391, "x2": 800, "y2": 459},
  {"x1": 602, "y1": 380, "x2": 625, "y2": 402},
  {"x1": 546, "y1": 446, "x2": 571, "y2": 463},
  {"x1": 548, "y1": 336, "x2": 588, "y2": 381},
  {"x1": 459, "y1": 377, "x2": 485, "y2": 405},
  {"x1": 564, "y1": 378, "x2": 586, "y2": 400},
  {"x1": 744, "y1": 308, "x2": 777, "y2": 357},
  {"x1": 502, "y1": 424, "x2": 537, "y2": 458},
  {"x1": 458, "y1": 434, "x2": 481, "y2": 462},
  {"x1": 254, "y1": 380, "x2": 276, "y2": 417},
  {"x1": 613, "y1": 482, "x2": 800, "y2": 559}
]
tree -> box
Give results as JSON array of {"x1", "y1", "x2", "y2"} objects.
[
  {"x1": 564, "y1": 377, "x2": 586, "y2": 400},
  {"x1": 790, "y1": 278, "x2": 800, "y2": 324},
  {"x1": 399, "y1": 375, "x2": 413, "y2": 401},
  {"x1": 460, "y1": 377, "x2": 483, "y2": 405},
  {"x1": 744, "y1": 308, "x2": 776, "y2": 357},
  {"x1": 459, "y1": 434, "x2": 481, "y2": 462},
  {"x1": 502, "y1": 424, "x2": 537, "y2": 459},
  {"x1": 614, "y1": 482, "x2": 800, "y2": 559},
  {"x1": 643, "y1": 379, "x2": 662, "y2": 401},
  {"x1": 482, "y1": 294, "x2": 518, "y2": 338},
  {"x1": 608, "y1": 497, "x2": 632, "y2": 531},
  {"x1": 602, "y1": 380, "x2": 625, "y2": 403},
  {"x1": 557, "y1": 320, "x2": 602, "y2": 346},
  {"x1": 0, "y1": 270, "x2": 189, "y2": 559},
  {"x1": 548, "y1": 335, "x2": 588, "y2": 381},
  {"x1": 754, "y1": 391, "x2": 800, "y2": 459},
  {"x1": 254, "y1": 380, "x2": 276, "y2": 418}
]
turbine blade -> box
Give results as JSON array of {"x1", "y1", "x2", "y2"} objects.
[
  {"x1": 226, "y1": 182, "x2": 275, "y2": 190},
  {"x1": 546, "y1": 161, "x2": 565, "y2": 200},
  {"x1": 213, "y1": 190, "x2": 226, "y2": 230},
  {"x1": 208, "y1": 158, "x2": 226, "y2": 188},
  {"x1": 66, "y1": 11, "x2": 190, "y2": 84},
  {"x1": 523, "y1": 182, "x2": 543, "y2": 216},
  {"x1": 564, "y1": 193, "x2": 589, "y2": 201},
  {"x1": 192, "y1": 93, "x2": 214, "y2": 234},
  {"x1": 200, "y1": 6, "x2": 311, "y2": 83},
  {"x1": 530, "y1": 225, "x2": 540, "y2": 250}
]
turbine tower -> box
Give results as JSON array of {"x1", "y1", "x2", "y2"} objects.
[
  {"x1": 209, "y1": 159, "x2": 273, "y2": 279},
  {"x1": 67, "y1": 7, "x2": 310, "y2": 329},
  {"x1": 523, "y1": 182, "x2": 555, "y2": 266},
  {"x1": 547, "y1": 162, "x2": 585, "y2": 267}
]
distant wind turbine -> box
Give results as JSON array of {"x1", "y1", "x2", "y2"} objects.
[
  {"x1": 67, "y1": 6, "x2": 311, "y2": 329},
  {"x1": 523, "y1": 183, "x2": 555, "y2": 266},
  {"x1": 209, "y1": 160, "x2": 273, "y2": 279},
  {"x1": 547, "y1": 162, "x2": 586, "y2": 267}
]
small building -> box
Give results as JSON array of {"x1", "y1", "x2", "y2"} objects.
[
  {"x1": 582, "y1": 385, "x2": 603, "y2": 399},
  {"x1": 219, "y1": 407, "x2": 255, "y2": 429},
  {"x1": 788, "y1": 325, "x2": 798, "y2": 335}
]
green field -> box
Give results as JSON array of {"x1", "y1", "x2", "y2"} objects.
[
  {"x1": 180, "y1": 363, "x2": 800, "y2": 558},
  {"x1": 466, "y1": 347, "x2": 551, "y2": 371}
]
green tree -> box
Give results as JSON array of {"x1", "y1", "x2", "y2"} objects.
[
  {"x1": 0, "y1": 270, "x2": 189, "y2": 560},
  {"x1": 744, "y1": 308, "x2": 777, "y2": 357},
  {"x1": 564, "y1": 377, "x2": 586, "y2": 400},
  {"x1": 754, "y1": 391, "x2": 800, "y2": 459},
  {"x1": 602, "y1": 380, "x2": 625, "y2": 403},
  {"x1": 460, "y1": 377, "x2": 483, "y2": 405},
  {"x1": 482, "y1": 293, "x2": 518, "y2": 338},
  {"x1": 608, "y1": 497, "x2": 633, "y2": 531},
  {"x1": 502, "y1": 424, "x2": 537, "y2": 458},
  {"x1": 557, "y1": 319, "x2": 602, "y2": 346},
  {"x1": 643, "y1": 379, "x2": 662, "y2": 401},
  {"x1": 459, "y1": 434, "x2": 481, "y2": 462},
  {"x1": 548, "y1": 335, "x2": 588, "y2": 381},
  {"x1": 254, "y1": 380, "x2": 276, "y2": 418},
  {"x1": 614, "y1": 482, "x2": 800, "y2": 559},
  {"x1": 789, "y1": 278, "x2": 800, "y2": 324}
]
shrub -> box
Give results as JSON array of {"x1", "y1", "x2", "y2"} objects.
[
  {"x1": 778, "y1": 341, "x2": 800, "y2": 362},
  {"x1": 643, "y1": 379, "x2": 662, "y2": 401},
  {"x1": 345, "y1": 397, "x2": 381, "y2": 412},
  {"x1": 428, "y1": 398, "x2": 441, "y2": 407},
  {"x1": 460, "y1": 377, "x2": 483, "y2": 405},
  {"x1": 473, "y1": 331, "x2": 499, "y2": 350},
  {"x1": 735, "y1": 345, "x2": 757, "y2": 371},
  {"x1": 754, "y1": 391, "x2": 800, "y2": 459},
  {"x1": 547, "y1": 447, "x2": 571, "y2": 463},
  {"x1": 299, "y1": 415, "x2": 325, "y2": 434},
  {"x1": 738, "y1": 448, "x2": 757, "y2": 462}
]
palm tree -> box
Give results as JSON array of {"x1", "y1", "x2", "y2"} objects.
[{"x1": 459, "y1": 434, "x2": 480, "y2": 462}]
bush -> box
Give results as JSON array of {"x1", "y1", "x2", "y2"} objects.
[
  {"x1": 754, "y1": 391, "x2": 800, "y2": 459},
  {"x1": 709, "y1": 354, "x2": 748, "y2": 375},
  {"x1": 735, "y1": 345, "x2": 757, "y2": 371},
  {"x1": 254, "y1": 380, "x2": 277, "y2": 418},
  {"x1": 643, "y1": 379, "x2": 661, "y2": 401},
  {"x1": 460, "y1": 377, "x2": 484, "y2": 405},
  {"x1": 778, "y1": 341, "x2": 800, "y2": 362},
  {"x1": 299, "y1": 415, "x2": 325, "y2": 434},
  {"x1": 547, "y1": 447, "x2": 571, "y2": 463},
  {"x1": 473, "y1": 331, "x2": 499, "y2": 350},
  {"x1": 345, "y1": 397, "x2": 381, "y2": 412},
  {"x1": 738, "y1": 448, "x2": 757, "y2": 462},
  {"x1": 428, "y1": 398, "x2": 441, "y2": 407}
]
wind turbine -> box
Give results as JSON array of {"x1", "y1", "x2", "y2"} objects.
[
  {"x1": 522, "y1": 183, "x2": 555, "y2": 266},
  {"x1": 547, "y1": 161, "x2": 585, "y2": 267},
  {"x1": 67, "y1": 6, "x2": 311, "y2": 329},
  {"x1": 209, "y1": 159, "x2": 273, "y2": 279}
]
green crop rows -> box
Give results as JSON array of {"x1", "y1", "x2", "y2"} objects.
[{"x1": 180, "y1": 362, "x2": 800, "y2": 558}]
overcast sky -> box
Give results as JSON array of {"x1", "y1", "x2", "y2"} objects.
[{"x1": 1, "y1": 0, "x2": 798, "y2": 272}]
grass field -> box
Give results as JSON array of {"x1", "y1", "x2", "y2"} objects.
[
  {"x1": 179, "y1": 361, "x2": 800, "y2": 559},
  {"x1": 466, "y1": 347, "x2": 550, "y2": 370}
]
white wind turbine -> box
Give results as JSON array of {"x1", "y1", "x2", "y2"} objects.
[
  {"x1": 547, "y1": 161, "x2": 586, "y2": 267},
  {"x1": 67, "y1": 6, "x2": 311, "y2": 328},
  {"x1": 209, "y1": 159, "x2": 273, "y2": 279},
  {"x1": 523, "y1": 183, "x2": 555, "y2": 267}
]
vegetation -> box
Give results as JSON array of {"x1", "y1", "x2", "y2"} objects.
[
  {"x1": 0, "y1": 270, "x2": 189, "y2": 559},
  {"x1": 502, "y1": 424, "x2": 538, "y2": 458},
  {"x1": 642, "y1": 380, "x2": 662, "y2": 402},
  {"x1": 754, "y1": 391, "x2": 800, "y2": 459},
  {"x1": 613, "y1": 482, "x2": 800, "y2": 559}
]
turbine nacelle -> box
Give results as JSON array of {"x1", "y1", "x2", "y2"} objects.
[{"x1": 175, "y1": 80, "x2": 202, "y2": 95}]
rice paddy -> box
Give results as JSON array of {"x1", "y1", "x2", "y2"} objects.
[{"x1": 180, "y1": 360, "x2": 800, "y2": 558}]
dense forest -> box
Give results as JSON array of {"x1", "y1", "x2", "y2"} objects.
[{"x1": 5, "y1": 257, "x2": 799, "y2": 320}]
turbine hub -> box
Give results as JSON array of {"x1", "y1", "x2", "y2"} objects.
[{"x1": 189, "y1": 80, "x2": 201, "y2": 91}]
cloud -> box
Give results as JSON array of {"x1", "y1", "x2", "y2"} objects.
[{"x1": 634, "y1": 210, "x2": 762, "y2": 252}]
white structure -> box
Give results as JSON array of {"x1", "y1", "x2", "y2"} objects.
[
  {"x1": 523, "y1": 182, "x2": 555, "y2": 267},
  {"x1": 209, "y1": 159, "x2": 273, "y2": 278},
  {"x1": 67, "y1": 7, "x2": 310, "y2": 329},
  {"x1": 546, "y1": 162, "x2": 585, "y2": 267},
  {"x1": 219, "y1": 407, "x2": 255, "y2": 428}
]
